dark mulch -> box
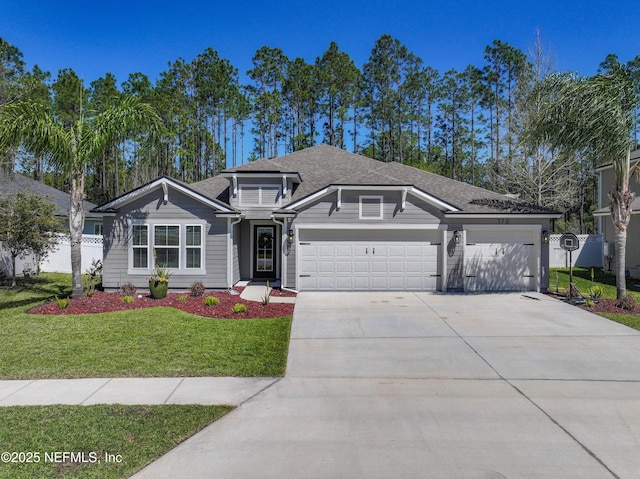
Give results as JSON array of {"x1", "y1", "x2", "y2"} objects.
[
  {"x1": 546, "y1": 292, "x2": 640, "y2": 314},
  {"x1": 28, "y1": 288, "x2": 295, "y2": 319},
  {"x1": 580, "y1": 298, "x2": 640, "y2": 315}
]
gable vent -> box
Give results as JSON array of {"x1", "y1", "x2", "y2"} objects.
[{"x1": 359, "y1": 196, "x2": 383, "y2": 220}]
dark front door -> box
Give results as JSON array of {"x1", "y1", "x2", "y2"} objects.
[{"x1": 254, "y1": 225, "x2": 276, "y2": 279}]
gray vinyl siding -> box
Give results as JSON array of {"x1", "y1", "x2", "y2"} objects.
[
  {"x1": 229, "y1": 178, "x2": 294, "y2": 209},
  {"x1": 102, "y1": 186, "x2": 227, "y2": 290},
  {"x1": 445, "y1": 229, "x2": 464, "y2": 291},
  {"x1": 239, "y1": 221, "x2": 252, "y2": 279},
  {"x1": 232, "y1": 222, "x2": 240, "y2": 284},
  {"x1": 285, "y1": 240, "x2": 296, "y2": 289},
  {"x1": 293, "y1": 190, "x2": 444, "y2": 224}
]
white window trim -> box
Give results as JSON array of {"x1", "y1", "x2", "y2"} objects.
[
  {"x1": 128, "y1": 220, "x2": 206, "y2": 276},
  {"x1": 239, "y1": 183, "x2": 282, "y2": 207},
  {"x1": 185, "y1": 224, "x2": 204, "y2": 269},
  {"x1": 131, "y1": 223, "x2": 149, "y2": 270},
  {"x1": 153, "y1": 224, "x2": 181, "y2": 269},
  {"x1": 359, "y1": 195, "x2": 384, "y2": 220}
]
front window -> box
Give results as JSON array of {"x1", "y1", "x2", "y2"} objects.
[
  {"x1": 132, "y1": 225, "x2": 148, "y2": 268},
  {"x1": 154, "y1": 225, "x2": 180, "y2": 268},
  {"x1": 186, "y1": 225, "x2": 202, "y2": 269},
  {"x1": 130, "y1": 222, "x2": 205, "y2": 273}
]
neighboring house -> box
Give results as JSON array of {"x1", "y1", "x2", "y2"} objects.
[
  {"x1": 0, "y1": 171, "x2": 103, "y2": 274},
  {"x1": 594, "y1": 149, "x2": 640, "y2": 278},
  {"x1": 94, "y1": 144, "x2": 560, "y2": 293}
]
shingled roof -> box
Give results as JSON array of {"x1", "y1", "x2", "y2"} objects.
[
  {"x1": 0, "y1": 171, "x2": 101, "y2": 218},
  {"x1": 192, "y1": 144, "x2": 557, "y2": 215}
]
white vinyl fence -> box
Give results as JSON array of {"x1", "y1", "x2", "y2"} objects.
[
  {"x1": 549, "y1": 233, "x2": 602, "y2": 268},
  {"x1": 1, "y1": 234, "x2": 103, "y2": 275}
]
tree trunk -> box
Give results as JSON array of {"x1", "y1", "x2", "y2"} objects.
[
  {"x1": 69, "y1": 169, "x2": 85, "y2": 298},
  {"x1": 11, "y1": 253, "x2": 16, "y2": 287},
  {"x1": 609, "y1": 187, "x2": 634, "y2": 299}
]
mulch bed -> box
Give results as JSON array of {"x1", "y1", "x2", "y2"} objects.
[
  {"x1": 548, "y1": 293, "x2": 640, "y2": 314},
  {"x1": 28, "y1": 288, "x2": 295, "y2": 319},
  {"x1": 580, "y1": 298, "x2": 640, "y2": 315}
]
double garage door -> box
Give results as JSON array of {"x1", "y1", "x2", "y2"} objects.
[
  {"x1": 296, "y1": 227, "x2": 540, "y2": 292},
  {"x1": 298, "y1": 229, "x2": 441, "y2": 291}
]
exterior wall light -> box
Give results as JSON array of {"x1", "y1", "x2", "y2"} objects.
[
  {"x1": 453, "y1": 230, "x2": 461, "y2": 244},
  {"x1": 542, "y1": 231, "x2": 549, "y2": 244},
  {"x1": 287, "y1": 229, "x2": 295, "y2": 244}
]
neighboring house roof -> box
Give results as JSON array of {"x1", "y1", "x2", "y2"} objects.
[
  {"x1": 0, "y1": 170, "x2": 101, "y2": 218},
  {"x1": 594, "y1": 149, "x2": 640, "y2": 173},
  {"x1": 594, "y1": 196, "x2": 640, "y2": 216},
  {"x1": 193, "y1": 144, "x2": 558, "y2": 216}
]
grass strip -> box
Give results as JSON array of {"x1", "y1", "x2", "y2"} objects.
[{"x1": 0, "y1": 404, "x2": 232, "y2": 479}]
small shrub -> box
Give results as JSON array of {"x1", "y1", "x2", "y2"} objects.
[
  {"x1": 177, "y1": 294, "x2": 189, "y2": 302},
  {"x1": 189, "y1": 281, "x2": 206, "y2": 297},
  {"x1": 585, "y1": 299, "x2": 595, "y2": 308},
  {"x1": 120, "y1": 295, "x2": 135, "y2": 304},
  {"x1": 204, "y1": 296, "x2": 220, "y2": 306},
  {"x1": 83, "y1": 259, "x2": 103, "y2": 297},
  {"x1": 588, "y1": 285, "x2": 604, "y2": 299},
  {"x1": 55, "y1": 296, "x2": 69, "y2": 309},
  {"x1": 232, "y1": 303, "x2": 248, "y2": 314},
  {"x1": 618, "y1": 295, "x2": 638, "y2": 311},
  {"x1": 261, "y1": 281, "x2": 270, "y2": 306},
  {"x1": 120, "y1": 283, "x2": 137, "y2": 297}
]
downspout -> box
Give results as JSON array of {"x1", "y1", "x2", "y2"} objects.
[
  {"x1": 271, "y1": 216, "x2": 287, "y2": 289},
  {"x1": 227, "y1": 215, "x2": 243, "y2": 289}
]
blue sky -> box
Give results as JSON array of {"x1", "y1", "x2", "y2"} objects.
[{"x1": 2, "y1": 0, "x2": 640, "y2": 87}]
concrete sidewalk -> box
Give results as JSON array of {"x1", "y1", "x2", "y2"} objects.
[
  {"x1": 238, "y1": 281, "x2": 296, "y2": 304},
  {"x1": 0, "y1": 377, "x2": 278, "y2": 406}
]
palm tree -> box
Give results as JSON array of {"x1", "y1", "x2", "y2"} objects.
[
  {"x1": 522, "y1": 71, "x2": 639, "y2": 298},
  {"x1": 0, "y1": 96, "x2": 161, "y2": 297}
]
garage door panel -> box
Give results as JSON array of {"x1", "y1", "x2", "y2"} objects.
[
  {"x1": 353, "y1": 276, "x2": 370, "y2": 289},
  {"x1": 317, "y1": 277, "x2": 336, "y2": 289},
  {"x1": 353, "y1": 260, "x2": 369, "y2": 273},
  {"x1": 388, "y1": 260, "x2": 406, "y2": 273},
  {"x1": 298, "y1": 229, "x2": 441, "y2": 291},
  {"x1": 336, "y1": 260, "x2": 352, "y2": 273},
  {"x1": 370, "y1": 260, "x2": 388, "y2": 273},
  {"x1": 318, "y1": 261, "x2": 335, "y2": 273}
]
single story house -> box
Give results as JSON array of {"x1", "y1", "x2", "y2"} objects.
[
  {"x1": 0, "y1": 171, "x2": 103, "y2": 275},
  {"x1": 594, "y1": 149, "x2": 640, "y2": 278},
  {"x1": 94, "y1": 144, "x2": 560, "y2": 293}
]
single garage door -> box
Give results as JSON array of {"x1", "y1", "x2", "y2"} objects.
[
  {"x1": 464, "y1": 229, "x2": 538, "y2": 292},
  {"x1": 298, "y1": 229, "x2": 441, "y2": 291}
]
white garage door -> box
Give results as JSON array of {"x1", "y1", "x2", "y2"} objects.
[
  {"x1": 465, "y1": 229, "x2": 538, "y2": 292},
  {"x1": 298, "y1": 229, "x2": 441, "y2": 291}
]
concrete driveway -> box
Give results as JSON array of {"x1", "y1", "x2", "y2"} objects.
[{"x1": 134, "y1": 292, "x2": 640, "y2": 478}]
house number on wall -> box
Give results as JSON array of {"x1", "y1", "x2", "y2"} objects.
[{"x1": 497, "y1": 218, "x2": 510, "y2": 224}]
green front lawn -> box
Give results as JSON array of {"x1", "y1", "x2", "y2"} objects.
[
  {"x1": 0, "y1": 404, "x2": 232, "y2": 479},
  {"x1": 550, "y1": 267, "x2": 640, "y2": 330},
  {"x1": 0, "y1": 274, "x2": 292, "y2": 379},
  {"x1": 549, "y1": 267, "x2": 640, "y2": 299}
]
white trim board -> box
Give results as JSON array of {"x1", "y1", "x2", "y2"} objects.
[
  {"x1": 95, "y1": 178, "x2": 234, "y2": 213},
  {"x1": 286, "y1": 185, "x2": 460, "y2": 213}
]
